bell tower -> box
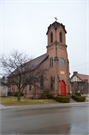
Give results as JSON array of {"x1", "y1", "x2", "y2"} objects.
[{"x1": 46, "y1": 20, "x2": 71, "y2": 96}]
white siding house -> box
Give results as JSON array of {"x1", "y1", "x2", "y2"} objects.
[{"x1": 0, "y1": 82, "x2": 8, "y2": 96}]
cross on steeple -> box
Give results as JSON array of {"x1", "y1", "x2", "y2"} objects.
[{"x1": 54, "y1": 17, "x2": 58, "y2": 21}]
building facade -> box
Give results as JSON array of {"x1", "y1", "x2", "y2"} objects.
[
  {"x1": 0, "y1": 82, "x2": 8, "y2": 97},
  {"x1": 70, "y1": 72, "x2": 89, "y2": 95},
  {"x1": 9, "y1": 21, "x2": 71, "y2": 98}
]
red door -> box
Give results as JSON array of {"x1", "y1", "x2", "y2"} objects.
[{"x1": 60, "y1": 80, "x2": 66, "y2": 96}]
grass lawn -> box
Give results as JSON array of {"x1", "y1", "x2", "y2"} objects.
[{"x1": 1, "y1": 96, "x2": 59, "y2": 106}]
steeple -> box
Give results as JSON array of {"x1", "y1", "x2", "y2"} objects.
[
  {"x1": 46, "y1": 21, "x2": 67, "y2": 35},
  {"x1": 46, "y1": 21, "x2": 67, "y2": 47}
]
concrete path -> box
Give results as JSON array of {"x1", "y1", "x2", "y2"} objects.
[
  {"x1": 0, "y1": 103, "x2": 6, "y2": 108},
  {"x1": 70, "y1": 97, "x2": 77, "y2": 102},
  {"x1": 0, "y1": 102, "x2": 89, "y2": 110}
]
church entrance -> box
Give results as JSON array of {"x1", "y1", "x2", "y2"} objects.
[{"x1": 60, "y1": 80, "x2": 66, "y2": 96}]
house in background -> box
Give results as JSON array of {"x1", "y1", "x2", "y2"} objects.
[
  {"x1": 70, "y1": 72, "x2": 89, "y2": 95},
  {"x1": 0, "y1": 76, "x2": 8, "y2": 97},
  {"x1": 0, "y1": 81, "x2": 8, "y2": 97}
]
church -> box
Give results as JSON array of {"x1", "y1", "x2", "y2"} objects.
[{"x1": 10, "y1": 20, "x2": 71, "y2": 98}]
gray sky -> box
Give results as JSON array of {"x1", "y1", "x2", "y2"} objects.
[{"x1": 0, "y1": 0, "x2": 89, "y2": 76}]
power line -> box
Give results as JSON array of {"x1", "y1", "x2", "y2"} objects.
[{"x1": 70, "y1": 63, "x2": 89, "y2": 67}]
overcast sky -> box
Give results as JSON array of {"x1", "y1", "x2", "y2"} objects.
[{"x1": 0, "y1": 0, "x2": 89, "y2": 77}]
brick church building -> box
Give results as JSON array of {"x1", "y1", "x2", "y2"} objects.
[{"x1": 10, "y1": 21, "x2": 71, "y2": 98}]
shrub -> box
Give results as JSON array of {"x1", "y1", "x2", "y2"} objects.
[
  {"x1": 57, "y1": 94, "x2": 64, "y2": 97},
  {"x1": 75, "y1": 92, "x2": 81, "y2": 96},
  {"x1": 77, "y1": 96, "x2": 85, "y2": 102},
  {"x1": 71, "y1": 95, "x2": 85, "y2": 102},
  {"x1": 56, "y1": 96, "x2": 70, "y2": 103},
  {"x1": 71, "y1": 95, "x2": 78, "y2": 100},
  {"x1": 14, "y1": 92, "x2": 24, "y2": 97},
  {"x1": 46, "y1": 93, "x2": 54, "y2": 99},
  {"x1": 41, "y1": 94, "x2": 47, "y2": 99}
]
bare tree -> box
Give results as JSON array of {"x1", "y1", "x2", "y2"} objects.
[{"x1": 0, "y1": 50, "x2": 48, "y2": 101}]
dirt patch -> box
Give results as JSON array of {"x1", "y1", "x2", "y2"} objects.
[{"x1": 12, "y1": 100, "x2": 26, "y2": 102}]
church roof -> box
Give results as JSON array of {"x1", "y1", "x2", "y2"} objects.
[
  {"x1": 27, "y1": 53, "x2": 48, "y2": 69},
  {"x1": 46, "y1": 21, "x2": 67, "y2": 35},
  {"x1": 10, "y1": 53, "x2": 48, "y2": 76}
]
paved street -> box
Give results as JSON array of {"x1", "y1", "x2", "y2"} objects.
[{"x1": 0, "y1": 104, "x2": 89, "y2": 134}]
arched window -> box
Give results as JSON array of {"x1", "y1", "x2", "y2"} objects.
[
  {"x1": 51, "y1": 76, "x2": 53, "y2": 90},
  {"x1": 22, "y1": 78, "x2": 24, "y2": 91},
  {"x1": 60, "y1": 32, "x2": 62, "y2": 43},
  {"x1": 17, "y1": 86, "x2": 18, "y2": 91},
  {"x1": 50, "y1": 59, "x2": 51, "y2": 67},
  {"x1": 12, "y1": 85, "x2": 14, "y2": 92},
  {"x1": 51, "y1": 32, "x2": 53, "y2": 43},
  {"x1": 52, "y1": 58, "x2": 53, "y2": 67},
  {"x1": 40, "y1": 75, "x2": 43, "y2": 90},
  {"x1": 29, "y1": 85, "x2": 32, "y2": 92},
  {"x1": 50, "y1": 58, "x2": 53, "y2": 68}
]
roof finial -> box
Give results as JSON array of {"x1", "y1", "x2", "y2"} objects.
[{"x1": 54, "y1": 17, "x2": 58, "y2": 21}]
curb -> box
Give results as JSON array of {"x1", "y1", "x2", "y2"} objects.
[{"x1": 0, "y1": 102, "x2": 89, "y2": 110}]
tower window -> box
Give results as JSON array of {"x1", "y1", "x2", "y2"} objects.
[
  {"x1": 60, "y1": 32, "x2": 62, "y2": 43},
  {"x1": 51, "y1": 76, "x2": 53, "y2": 90},
  {"x1": 50, "y1": 58, "x2": 53, "y2": 68},
  {"x1": 52, "y1": 58, "x2": 53, "y2": 67},
  {"x1": 50, "y1": 59, "x2": 51, "y2": 67},
  {"x1": 51, "y1": 32, "x2": 53, "y2": 43},
  {"x1": 40, "y1": 75, "x2": 43, "y2": 90}
]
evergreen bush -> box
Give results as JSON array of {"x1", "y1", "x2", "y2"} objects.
[
  {"x1": 56, "y1": 96, "x2": 70, "y2": 103},
  {"x1": 71, "y1": 95, "x2": 85, "y2": 102},
  {"x1": 14, "y1": 92, "x2": 24, "y2": 97},
  {"x1": 41, "y1": 94, "x2": 47, "y2": 99},
  {"x1": 75, "y1": 92, "x2": 81, "y2": 96},
  {"x1": 46, "y1": 93, "x2": 54, "y2": 99},
  {"x1": 57, "y1": 94, "x2": 64, "y2": 97}
]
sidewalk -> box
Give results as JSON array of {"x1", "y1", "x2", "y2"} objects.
[{"x1": 0, "y1": 102, "x2": 89, "y2": 110}]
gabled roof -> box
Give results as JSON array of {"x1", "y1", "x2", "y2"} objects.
[
  {"x1": 46, "y1": 21, "x2": 67, "y2": 35},
  {"x1": 26, "y1": 53, "x2": 48, "y2": 69},
  {"x1": 76, "y1": 74, "x2": 89, "y2": 83},
  {"x1": 10, "y1": 53, "x2": 49, "y2": 76},
  {"x1": 0, "y1": 81, "x2": 8, "y2": 86},
  {"x1": 71, "y1": 72, "x2": 89, "y2": 83}
]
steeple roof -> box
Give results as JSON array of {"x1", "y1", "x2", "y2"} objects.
[{"x1": 46, "y1": 21, "x2": 67, "y2": 35}]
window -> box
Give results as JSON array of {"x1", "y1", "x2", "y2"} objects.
[
  {"x1": 51, "y1": 32, "x2": 53, "y2": 43},
  {"x1": 71, "y1": 83, "x2": 73, "y2": 87},
  {"x1": 52, "y1": 58, "x2": 53, "y2": 67},
  {"x1": 59, "y1": 32, "x2": 62, "y2": 43},
  {"x1": 22, "y1": 79, "x2": 24, "y2": 91},
  {"x1": 59, "y1": 58, "x2": 65, "y2": 66},
  {"x1": 79, "y1": 82, "x2": 83, "y2": 89},
  {"x1": 51, "y1": 76, "x2": 53, "y2": 90},
  {"x1": 50, "y1": 58, "x2": 53, "y2": 68},
  {"x1": 12, "y1": 85, "x2": 14, "y2": 91},
  {"x1": 50, "y1": 59, "x2": 51, "y2": 67},
  {"x1": 17, "y1": 86, "x2": 18, "y2": 91},
  {"x1": 29, "y1": 85, "x2": 32, "y2": 92},
  {"x1": 40, "y1": 75, "x2": 43, "y2": 90}
]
